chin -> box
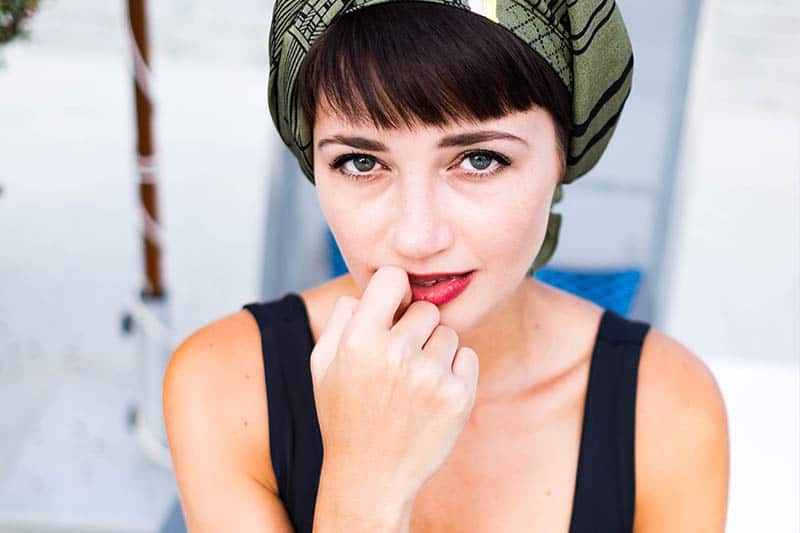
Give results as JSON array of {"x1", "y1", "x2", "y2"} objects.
[{"x1": 437, "y1": 287, "x2": 483, "y2": 330}]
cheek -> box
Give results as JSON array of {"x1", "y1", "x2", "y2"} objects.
[
  {"x1": 494, "y1": 201, "x2": 548, "y2": 262},
  {"x1": 316, "y1": 181, "x2": 382, "y2": 265},
  {"x1": 467, "y1": 179, "x2": 553, "y2": 262}
]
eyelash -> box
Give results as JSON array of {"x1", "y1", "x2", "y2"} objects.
[{"x1": 328, "y1": 150, "x2": 512, "y2": 181}]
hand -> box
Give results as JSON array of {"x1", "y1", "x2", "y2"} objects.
[{"x1": 310, "y1": 265, "x2": 480, "y2": 500}]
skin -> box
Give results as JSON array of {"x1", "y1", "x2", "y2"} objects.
[
  {"x1": 313, "y1": 103, "x2": 564, "y2": 402},
  {"x1": 162, "y1": 102, "x2": 730, "y2": 532}
]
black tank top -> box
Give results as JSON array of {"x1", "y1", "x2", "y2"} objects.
[{"x1": 243, "y1": 293, "x2": 651, "y2": 533}]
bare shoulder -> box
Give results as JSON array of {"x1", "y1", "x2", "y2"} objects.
[
  {"x1": 633, "y1": 328, "x2": 730, "y2": 532},
  {"x1": 162, "y1": 274, "x2": 357, "y2": 497},
  {"x1": 163, "y1": 307, "x2": 277, "y2": 492},
  {"x1": 637, "y1": 328, "x2": 728, "y2": 427}
]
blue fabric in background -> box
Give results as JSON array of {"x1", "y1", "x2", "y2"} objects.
[
  {"x1": 328, "y1": 229, "x2": 642, "y2": 317},
  {"x1": 533, "y1": 267, "x2": 642, "y2": 317},
  {"x1": 328, "y1": 229, "x2": 349, "y2": 280}
]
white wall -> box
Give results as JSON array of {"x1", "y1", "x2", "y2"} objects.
[{"x1": 658, "y1": 0, "x2": 800, "y2": 364}]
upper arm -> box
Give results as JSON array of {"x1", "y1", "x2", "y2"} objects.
[
  {"x1": 633, "y1": 329, "x2": 730, "y2": 533},
  {"x1": 163, "y1": 310, "x2": 295, "y2": 533}
]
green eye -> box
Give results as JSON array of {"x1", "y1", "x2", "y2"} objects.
[
  {"x1": 351, "y1": 155, "x2": 376, "y2": 172},
  {"x1": 459, "y1": 150, "x2": 511, "y2": 177},
  {"x1": 467, "y1": 153, "x2": 493, "y2": 171},
  {"x1": 329, "y1": 153, "x2": 381, "y2": 180}
]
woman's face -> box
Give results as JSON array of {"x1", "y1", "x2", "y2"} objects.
[{"x1": 312, "y1": 104, "x2": 562, "y2": 333}]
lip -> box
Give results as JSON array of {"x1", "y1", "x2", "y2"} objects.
[
  {"x1": 409, "y1": 271, "x2": 474, "y2": 306},
  {"x1": 407, "y1": 270, "x2": 474, "y2": 283}
]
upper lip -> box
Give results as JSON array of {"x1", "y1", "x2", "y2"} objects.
[{"x1": 407, "y1": 270, "x2": 473, "y2": 282}]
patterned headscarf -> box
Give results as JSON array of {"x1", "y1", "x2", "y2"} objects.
[{"x1": 268, "y1": 0, "x2": 634, "y2": 272}]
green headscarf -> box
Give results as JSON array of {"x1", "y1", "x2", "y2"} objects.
[{"x1": 268, "y1": 0, "x2": 634, "y2": 273}]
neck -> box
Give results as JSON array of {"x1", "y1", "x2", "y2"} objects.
[{"x1": 456, "y1": 277, "x2": 555, "y2": 403}]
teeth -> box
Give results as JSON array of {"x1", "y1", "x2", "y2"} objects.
[{"x1": 412, "y1": 275, "x2": 458, "y2": 287}]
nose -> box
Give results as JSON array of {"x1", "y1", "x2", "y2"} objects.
[{"x1": 389, "y1": 178, "x2": 453, "y2": 261}]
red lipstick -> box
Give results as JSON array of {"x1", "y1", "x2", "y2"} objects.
[{"x1": 408, "y1": 270, "x2": 474, "y2": 306}]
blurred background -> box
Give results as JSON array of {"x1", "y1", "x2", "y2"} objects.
[{"x1": 0, "y1": 0, "x2": 797, "y2": 531}]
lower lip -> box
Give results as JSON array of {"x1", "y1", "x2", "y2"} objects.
[{"x1": 410, "y1": 271, "x2": 474, "y2": 306}]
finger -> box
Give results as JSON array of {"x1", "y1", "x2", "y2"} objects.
[
  {"x1": 310, "y1": 296, "x2": 358, "y2": 383},
  {"x1": 349, "y1": 265, "x2": 412, "y2": 334},
  {"x1": 451, "y1": 346, "x2": 479, "y2": 392},
  {"x1": 390, "y1": 301, "x2": 442, "y2": 352},
  {"x1": 392, "y1": 282, "x2": 413, "y2": 326},
  {"x1": 419, "y1": 324, "x2": 459, "y2": 371}
]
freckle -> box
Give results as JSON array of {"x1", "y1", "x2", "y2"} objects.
[
  {"x1": 243, "y1": 420, "x2": 249, "y2": 427},
  {"x1": 545, "y1": 489, "x2": 551, "y2": 496},
  {"x1": 245, "y1": 373, "x2": 250, "y2": 379}
]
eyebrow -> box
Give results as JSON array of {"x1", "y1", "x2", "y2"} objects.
[{"x1": 316, "y1": 130, "x2": 528, "y2": 151}]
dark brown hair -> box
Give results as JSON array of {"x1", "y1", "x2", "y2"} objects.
[{"x1": 296, "y1": 1, "x2": 573, "y2": 173}]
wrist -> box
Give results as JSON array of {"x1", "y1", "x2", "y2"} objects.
[{"x1": 315, "y1": 463, "x2": 416, "y2": 531}]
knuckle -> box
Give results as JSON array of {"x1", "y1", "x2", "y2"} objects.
[
  {"x1": 409, "y1": 300, "x2": 440, "y2": 323},
  {"x1": 409, "y1": 357, "x2": 439, "y2": 387},
  {"x1": 433, "y1": 324, "x2": 458, "y2": 344},
  {"x1": 340, "y1": 330, "x2": 365, "y2": 357},
  {"x1": 383, "y1": 337, "x2": 409, "y2": 371},
  {"x1": 387, "y1": 337, "x2": 415, "y2": 367},
  {"x1": 385, "y1": 348, "x2": 409, "y2": 376},
  {"x1": 426, "y1": 302, "x2": 442, "y2": 323},
  {"x1": 442, "y1": 379, "x2": 471, "y2": 411}
]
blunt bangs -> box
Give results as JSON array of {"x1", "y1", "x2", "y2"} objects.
[{"x1": 296, "y1": 1, "x2": 572, "y2": 164}]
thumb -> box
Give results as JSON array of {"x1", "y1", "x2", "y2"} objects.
[{"x1": 310, "y1": 296, "x2": 358, "y2": 385}]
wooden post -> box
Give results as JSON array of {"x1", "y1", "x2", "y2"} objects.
[{"x1": 128, "y1": 0, "x2": 164, "y2": 299}]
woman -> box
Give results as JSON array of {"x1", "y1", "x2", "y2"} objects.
[{"x1": 163, "y1": 1, "x2": 730, "y2": 531}]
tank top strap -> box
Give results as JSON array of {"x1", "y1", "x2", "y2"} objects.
[
  {"x1": 242, "y1": 293, "x2": 322, "y2": 533},
  {"x1": 244, "y1": 295, "x2": 651, "y2": 533},
  {"x1": 569, "y1": 308, "x2": 651, "y2": 533}
]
